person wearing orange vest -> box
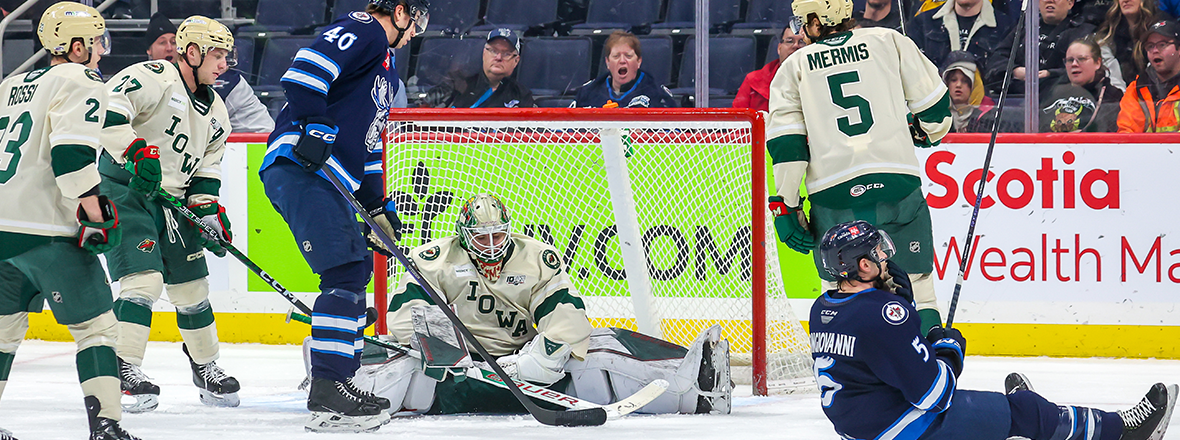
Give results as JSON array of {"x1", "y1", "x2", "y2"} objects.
[{"x1": 1118, "y1": 19, "x2": 1180, "y2": 132}]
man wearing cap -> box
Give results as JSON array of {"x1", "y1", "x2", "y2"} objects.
[
  {"x1": 419, "y1": 28, "x2": 535, "y2": 108},
  {"x1": 144, "y1": 12, "x2": 177, "y2": 62},
  {"x1": 1118, "y1": 19, "x2": 1180, "y2": 132}
]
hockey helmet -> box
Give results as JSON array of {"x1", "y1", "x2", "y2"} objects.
[
  {"x1": 792, "y1": 0, "x2": 854, "y2": 27},
  {"x1": 456, "y1": 193, "x2": 512, "y2": 263},
  {"x1": 370, "y1": 0, "x2": 431, "y2": 33},
  {"x1": 176, "y1": 15, "x2": 236, "y2": 67},
  {"x1": 38, "y1": 2, "x2": 109, "y2": 57},
  {"x1": 819, "y1": 220, "x2": 896, "y2": 280}
]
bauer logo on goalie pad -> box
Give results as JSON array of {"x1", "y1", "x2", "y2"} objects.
[
  {"x1": 420, "y1": 246, "x2": 440, "y2": 261},
  {"x1": 542, "y1": 250, "x2": 560, "y2": 270},
  {"x1": 882, "y1": 301, "x2": 908, "y2": 325}
]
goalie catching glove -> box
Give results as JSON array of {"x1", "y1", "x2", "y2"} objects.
[
  {"x1": 497, "y1": 334, "x2": 573, "y2": 386},
  {"x1": 364, "y1": 198, "x2": 403, "y2": 256},
  {"x1": 188, "y1": 201, "x2": 232, "y2": 257},
  {"x1": 769, "y1": 195, "x2": 815, "y2": 254},
  {"x1": 77, "y1": 195, "x2": 121, "y2": 254}
]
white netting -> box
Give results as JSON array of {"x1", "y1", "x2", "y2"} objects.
[{"x1": 382, "y1": 115, "x2": 814, "y2": 394}]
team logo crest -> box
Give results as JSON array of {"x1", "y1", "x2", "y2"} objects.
[
  {"x1": 541, "y1": 250, "x2": 560, "y2": 270},
  {"x1": 627, "y1": 95, "x2": 651, "y2": 108},
  {"x1": 882, "y1": 301, "x2": 908, "y2": 325},
  {"x1": 84, "y1": 69, "x2": 103, "y2": 82},
  {"x1": 420, "y1": 246, "x2": 440, "y2": 261},
  {"x1": 137, "y1": 238, "x2": 156, "y2": 253},
  {"x1": 506, "y1": 275, "x2": 525, "y2": 285},
  {"x1": 350, "y1": 11, "x2": 373, "y2": 23},
  {"x1": 144, "y1": 61, "x2": 166, "y2": 74}
]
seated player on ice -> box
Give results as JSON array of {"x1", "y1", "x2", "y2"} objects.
[
  {"x1": 302, "y1": 193, "x2": 732, "y2": 415},
  {"x1": 810, "y1": 220, "x2": 1177, "y2": 440}
]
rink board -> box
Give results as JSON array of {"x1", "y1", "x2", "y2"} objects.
[{"x1": 22, "y1": 133, "x2": 1180, "y2": 359}]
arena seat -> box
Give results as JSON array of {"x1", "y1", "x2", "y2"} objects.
[
  {"x1": 733, "y1": 0, "x2": 795, "y2": 33},
  {"x1": 255, "y1": 36, "x2": 317, "y2": 91},
  {"x1": 238, "y1": 0, "x2": 327, "y2": 36},
  {"x1": 571, "y1": 0, "x2": 661, "y2": 35},
  {"x1": 518, "y1": 37, "x2": 593, "y2": 97},
  {"x1": 471, "y1": 0, "x2": 560, "y2": 32},
  {"x1": 651, "y1": 0, "x2": 742, "y2": 34},
  {"x1": 671, "y1": 36, "x2": 756, "y2": 96},
  {"x1": 413, "y1": 37, "x2": 485, "y2": 90}
]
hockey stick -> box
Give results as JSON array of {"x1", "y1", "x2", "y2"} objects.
[
  {"x1": 143, "y1": 184, "x2": 312, "y2": 316},
  {"x1": 320, "y1": 169, "x2": 608, "y2": 427},
  {"x1": 285, "y1": 310, "x2": 669, "y2": 418},
  {"x1": 945, "y1": 0, "x2": 1029, "y2": 328}
]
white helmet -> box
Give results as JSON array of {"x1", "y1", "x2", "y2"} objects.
[
  {"x1": 38, "y1": 2, "x2": 109, "y2": 57},
  {"x1": 456, "y1": 193, "x2": 512, "y2": 263},
  {"x1": 792, "y1": 0, "x2": 854, "y2": 27},
  {"x1": 176, "y1": 15, "x2": 236, "y2": 67}
]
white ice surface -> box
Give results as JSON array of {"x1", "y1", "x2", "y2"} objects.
[{"x1": 2, "y1": 340, "x2": 1177, "y2": 440}]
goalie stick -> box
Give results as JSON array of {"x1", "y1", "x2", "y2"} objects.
[
  {"x1": 285, "y1": 310, "x2": 669, "y2": 418},
  {"x1": 320, "y1": 168, "x2": 609, "y2": 427}
]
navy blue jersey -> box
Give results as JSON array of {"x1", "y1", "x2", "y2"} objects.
[
  {"x1": 572, "y1": 70, "x2": 677, "y2": 108},
  {"x1": 261, "y1": 11, "x2": 399, "y2": 208},
  {"x1": 809, "y1": 288, "x2": 957, "y2": 440}
]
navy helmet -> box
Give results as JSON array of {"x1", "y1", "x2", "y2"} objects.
[{"x1": 819, "y1": 220, "x2": 896, "y2": 280}]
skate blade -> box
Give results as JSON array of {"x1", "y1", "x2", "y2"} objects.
[
  {"x1": 1149, "y1": 384, "x2": 1178, "y2": 440},
  {"x1": 304, "y1": 411, "x2": 390, "y2": 433},
  {"x1": 120, "y1": 392, "x2": 159, "y2": 413},
  {"x1": 198, "y1": 389, "x2": 240, "y2": 408}
]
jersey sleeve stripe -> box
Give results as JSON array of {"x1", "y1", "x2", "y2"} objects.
[
  {"x1": 767, "y1": 123, "x2": 806, "y2": 137},
  {"x1": 195, "y1": 166, "x2": 221, "y2": 178},
  {"x1": 0, "y1": 218, "x2": 76, "y2": 235},
  {"x1": 907, "y1": 85, "x2": 948, "y2": 114},
  {"x1": 50, "y1": 144, "x2": 97, "y2": 177},
  {"x1": 294, "y1": 48, "x2": 341, "y2": 80},
  {"x1": 389, "y1": 283, "x2": 435, "y2": 312},
  {"x1": 533, "y1": 288, "x2": 586, "y2": 323},
  {"x1": 321, "y1": 157, "x2": 361, "y2": 190},
  {"x1": 766, "y1": 135, "x2": 810, "y2": 164},
  {"x1": 363, "y1": 161, "x2": 382, "y2": 174},
  {"x1": 281, "y1": 69, "x2": 330, "y2": 95},
  {"x1": 107, "y1": 102, "x2": 132, "y2": 117},
  {"x1": 914, "y1": 91, "x2": 952, "y2": 123},
  {"x1": 915, "y1": 361, "x2": 955, "y2": 411},
  {"x1": 50, "y1": 134, "x2": 100, "y2": 145}
]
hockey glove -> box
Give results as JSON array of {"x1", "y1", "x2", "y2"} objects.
[
  {"x1": 926, "y1": 326, "x2": 966, "y2": 378},
  {"x1": 885, "y1": 262, "x2": 915, "y2": 306},
  {"x1": 292, "y1": 117, "x2": 338, "y2": 173},
  {"x1": 907, "y1": 113, "x2": 935, "y2": 148},
  {"x1": 77, "y1": 196, "x2": 121, "y2": 254},
  {"x1": 769, "y1": 195, "x2": 816, "y2": 254},
  {"x1": 123, "y1": 138, "x2": 162, "y2": 196},
  {"x1": 188, "y1": 201, "x2": 231, "y2": 257},
  {"x1": 364, "y1": 198, "x2": 403, "y2": 256},
  {"x1": 497, "y1": 334, "x2": 572, "y2": 386}
]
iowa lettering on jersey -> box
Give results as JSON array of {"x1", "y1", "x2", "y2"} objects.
[
  {"x1": 463, "y1": 281, "x2": 530, "y2": 337},
  {"x1": 810, "y1": 331, "x2": 858, "y2": 357},
  {"x1": 807, "y1": 43, "x2": 871, "y2": 71}
]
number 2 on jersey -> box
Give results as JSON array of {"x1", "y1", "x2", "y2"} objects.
[{"x1": 827, "y1": 71, "x2": 874, "y2": 137}]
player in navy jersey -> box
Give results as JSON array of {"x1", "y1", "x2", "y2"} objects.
[
  {"x1": 810, "y1": 220, "x2": 1176, "y2": 440},
  {"x1": 258, "y1": 0, "x2": 428, "y2": 433}
]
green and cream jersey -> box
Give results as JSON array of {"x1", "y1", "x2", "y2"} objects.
[
  {"x1": 767, "y1": 27, "x2": 952, "y2": 208},
  {"x1": 102, "y1": 60, "x2": 229, "y2": 201},
  {"x1": 0, "y1": 64, "x2": 107, "y2": 257},
  {"x1": 388, "y1": 234, "x2": 593, "y2": 358}
]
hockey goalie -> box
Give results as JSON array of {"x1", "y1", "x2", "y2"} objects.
[{"x1": 301, "y1": 193, "x2": 732, "y2": 417}]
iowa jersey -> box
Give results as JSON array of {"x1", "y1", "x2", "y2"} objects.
[
  {"x1": 767, "y1": 27, "x2": 951, "y2": 205},
  {"x1": 102, "y1": 60, "x2": 230, "y2": 200},
  {"x1": 0, "y1": 64, "x2": 106, "y2": 246},
  {"x1": 388, "y1": 234, "x2": 592, "y2": 358}
]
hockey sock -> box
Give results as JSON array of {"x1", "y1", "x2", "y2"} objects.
[
  {"x1": 309, "y1": 289, "x2": 364, "y2": 382},
  {"x1": 0, "y1": 351, "x2": 12, "y2": 400},
  {"x1": 170, "y1": 278, "x2": 219, "y2": 364},
  {"x1": 114, "y1": 272, "x2": 164, "y2": 365},
  {"x1": 69, "y1": 312, "x2": 121, "y2": 421},
  {"x1": 1007, "y1": 390, "x2": 1122, "y2": 440}
]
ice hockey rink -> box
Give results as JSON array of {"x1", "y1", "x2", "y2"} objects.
[{"x1": 2, "y1": 340, "x2": 1176, "y2": 440}]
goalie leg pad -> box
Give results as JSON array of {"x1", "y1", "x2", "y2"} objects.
[
  {"x1": 113, "y1": 271, "x2": 164, "y2": 365},
  {"x1": 352, "y1": 351, "x2": 436, "y2": 414}
]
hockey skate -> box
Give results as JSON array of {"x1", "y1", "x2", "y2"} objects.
[
  {"x1": 86, "y1": 396, "x2": 141, "y2": 440},
  {"x1": 1004, "y1": 372, "x2": 1034, "y2": 394},
  {"x1": 1119, "y1": 383, "x2": 1177, "y2": 440},
  {"x1": 182, "y1": 344, "x2": 241, "y2": 407},
  {"x1": 693, "y1": 326, "x2": 733, "y2": 414},
  {"x1": 305, "y1": 377, "x2": 390, "y2": 433},
  {"x1": 343, "y1": 377, "x2": 392, "y2": 411},
  {"x1": 117, "y1": 357, "x2": 159, "y2": 413},
  {"x1": 0, "y1": 426, "x2": 16, "y2": 440}
]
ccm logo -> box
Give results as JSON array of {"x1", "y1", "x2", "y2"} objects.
[
  {"x1": 309, "y1": 129, "x2": 337, "y2": 142},
  {"x1": 850, "y1": 183, "x2": 884, "y2": 197}
]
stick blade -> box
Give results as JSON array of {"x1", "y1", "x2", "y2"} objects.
[
  {"x1": 536, "y1": 407, "x2": 608, "y2": 427},
  {"x1": 604, "y1": 379, "x2": 669, "y2": 418}
]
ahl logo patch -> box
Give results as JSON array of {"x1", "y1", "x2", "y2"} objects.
[
  {"x1": 420, "y1": 246, "x2": 440, "y2": 261},
  {"x1": 137, "y1": 238, "x2": 156, "y2": 253},
  {"x1": 506, "y1": 275, "x2": 525, "y2": 285},
  {"x1": 882, "y1": 301, "x2": 908, "y2": 325},
  {"x1": 541, "y1": 249, "x2": 560, "y2": 270}
]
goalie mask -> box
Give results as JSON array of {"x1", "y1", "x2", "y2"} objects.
[
  {"x1": 457, "y1": 194, "x2": 512, "y2": 268},
  {"x1": 819, "y1": 220, "x2": 895, "y2": 283}
]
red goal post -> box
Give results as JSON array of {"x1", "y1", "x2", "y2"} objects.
[{"x1": 373, "y1": 108, "x2": 814, "y2": 396}]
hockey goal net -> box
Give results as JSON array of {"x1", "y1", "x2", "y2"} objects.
[{"x1": 375, "y1": 108, "x2": 814, "y2": 395}]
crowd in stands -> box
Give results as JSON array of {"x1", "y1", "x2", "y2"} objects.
[{"x1": 4, "y1": 0, "x2": 1179, "y2": 132}]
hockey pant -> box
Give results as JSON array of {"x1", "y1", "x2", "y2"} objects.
[
  {"x1": 113, "y1": 271, "x2": 221, "y2": 365},
  {"x1": 338, "y1": 326, "x2": 732, "y2": 415}
]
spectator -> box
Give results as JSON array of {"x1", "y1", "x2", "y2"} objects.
[
  {"x1": 986, "y1": 0, "x2": 1096, "y2": 95},
  {"x1": 941, "y1": 51, "x2": 988, "y2": 132},
  {"x1": 1117, "y1": 19, "x2": 1180, "y2": 131},
  {"x1": 419, "y1": 28, "x2": 535, "y2": 108},
  {"x1": 573, "y1": 31, "x2": 677, "y2": 108},
  {"x1": 857, "y1": 0, "x2": 904, "y2": 30},
  {"x1": 1039, "y1": 37, "x2": 1122, "y2": 131},
  {"x1": 907, "y1": 0, "x2": 1013, "y2": 69},
  {"x1": 1096, "y1": 0, "x2": 1160, "y2": 88},
  {"x1": 144, "y1": 12, "x2": 177, "y2": 62},
  {"x1": 734, "y1": 20, "x2": 809, "y2": 112}
]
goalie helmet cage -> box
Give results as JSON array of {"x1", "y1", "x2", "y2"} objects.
[{"x1": 373, "y1": 108, "x2": 815, "y2": 396}]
